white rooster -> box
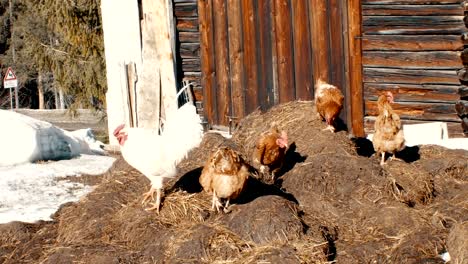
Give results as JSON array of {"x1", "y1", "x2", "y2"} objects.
[{"x1": 113, "y1": 92, "x2": 203, "y2": 213}]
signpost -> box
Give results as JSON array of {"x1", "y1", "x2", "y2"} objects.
[{"x1": 3, "y1": 67, "x2": 18, "y2": 110}]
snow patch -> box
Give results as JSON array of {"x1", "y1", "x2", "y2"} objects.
[{"x1": 0, "y1": 154, "x2": 115, "y2": 224}]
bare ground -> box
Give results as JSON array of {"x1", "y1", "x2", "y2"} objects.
[{"x1": 1, "y1": 101, "x2": 467, "y2": 264}]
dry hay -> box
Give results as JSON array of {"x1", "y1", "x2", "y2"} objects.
[{"x1": 447, "y1": 222, "x2": 468, "y2": 264}]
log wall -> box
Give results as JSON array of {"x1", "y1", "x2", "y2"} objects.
[
  {"x1": 362, "y1": 0, "x2": 467, "y2": 137},
  {"x1": 174, "y1": 0, "x2": 203, "y2": 113}
]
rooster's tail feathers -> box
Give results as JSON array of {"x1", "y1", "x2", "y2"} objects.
[{"x1": 162, "y1": 102, "x2": 204, "y2": 163}]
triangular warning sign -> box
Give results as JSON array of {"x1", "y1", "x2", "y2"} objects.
[{"x1": 4, "y1": 67, "x2": 17, "y2": 81}]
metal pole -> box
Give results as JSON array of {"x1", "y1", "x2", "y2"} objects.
[
  {"x1": 9, "y1": 0, "x2": 18, "y2": 109},
  {"x1": 9, "y1": 88, "x2": 13, "y2": 110}
]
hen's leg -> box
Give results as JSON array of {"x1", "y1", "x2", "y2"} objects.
[
  {"x1": 145, "y1": 188, "x2": 162, "y2": 213},
  {"x1": 380, "y1": 152, "x2": 386, "y2": 166},
  {"x1": 322, "y1": 125, "x2": 335, "y2": 132},
  {"x1": 141, "y1": 187, "x2": 155, "y2": 205},
  {"x1": 389, "y1": 154, "x2": 403, "y2": 162},
  {"x1": 212, "y1": 191, "x2": 223, "y2": 212},
  {"x1": 223, "y1": 199, "x2": 231, "y2": 213}
]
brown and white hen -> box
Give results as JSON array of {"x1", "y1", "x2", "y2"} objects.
[{"x1": 199, "y1": 147, "x2": 249, "y2": 213}]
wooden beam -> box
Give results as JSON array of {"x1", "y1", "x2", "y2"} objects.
[
  {"x1": 292, "y1": 0, "x2": 313, "y2": 100},
  {"x1": 365, "y1": 100, "x2": 460, "y2": 122},
  {"x1": 273, "y1": 0, "x2": 295, "y2": 103},
  {"x1": 242, "y1": 0, "x2": 260, "y2": 113},
  {"x1": 363, "y1": 16, "x2": 465, "y2": 35},
  {"x1": 362, "y1": 4, "x2": 463, "y2": 16},
  {"x1": 363, "y1": 51, "x2": 462, "y2": 69},
  {"x1": 362, "y1": 35, "x2": 464, "y2": 51},
  {"x1": 348, "y1": 0, "x2": 364, "y2": 137},
  {"x1": 213, "y1": 0, "x2": 230, "y2": 125},
  {"x1": 257, "y1": 0, "x2": 275, "y2": 109},
  {"x1": 310, "y1": 0, "x2": 330, "y2": 83},
  {"x1": 364, "y1": 83, "x2": 461, "y2": 103},
  {"x1": 198, "y1": 0, "x2": 216, "y2": 124},
  {"x1": 364, "y1": 68, "x2": 460, "y2": 84},
  {"x1": 227, "y1": 0, "x2": 245, "y2": 119}
]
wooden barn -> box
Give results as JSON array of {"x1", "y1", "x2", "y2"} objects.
[{"x1": 102, "y1": 0, "x2": 468, "y2": 144}]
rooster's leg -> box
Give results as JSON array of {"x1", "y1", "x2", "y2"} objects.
[
  {"x1": 380, "y1": 152, "x2": 386, "y2": 166},
  {"x1": 141, "y1": 187, "x2": 155, "y2": 205},
  {"x1": 145, "y1": 188, "x2": 162, "y2": 213}
]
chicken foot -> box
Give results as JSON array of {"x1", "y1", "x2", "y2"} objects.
[
  {"x1": 145, "y1": 188, "x2": 162, "y2": 213},
  {"x1": 212, "y1": 191, "x2": 224, "y2": 212},
  {"x1": 141, "y1": 187, "x2": 155, "y2": 205},
  {"x1": 322, "y1": 125, "x2": 335, "y2": 133}
]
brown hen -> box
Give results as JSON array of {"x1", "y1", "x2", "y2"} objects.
[
  {"x1": 372, "y1": 91, "x2": 405, "y2": 166},
  {"x1": 315, "y1": 79, "x2": 344, "y2": 132},
  {"x1": 199, "y1": 147, "x2": 249, "y2": 213},
  {"x1": 252, "y1": 126, "x2": 288, "y2": 181}
]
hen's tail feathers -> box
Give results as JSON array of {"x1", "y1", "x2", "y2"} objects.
[{"x1": 162, "y1": 101, "x2": 203, "y2": 164}]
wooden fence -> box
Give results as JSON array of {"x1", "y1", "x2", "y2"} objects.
[{"x1": 197, "y1": 0, "x2": 358, "y2": 130}]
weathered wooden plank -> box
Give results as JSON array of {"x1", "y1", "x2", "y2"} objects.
[
  {"x1": 178, "y1": 32, "x2": 200, "y2": 43},
  {"x1": 213, "y1": 0, "x2": 230, "y2": 125},
  {"x1": 364, "y1": 68, "x2": 460, "y2": 84},
  {"x1": 365, "y1": 100, "x2": 460, "y2": 122},
  {"x1": 292, "y1": 0, "x2": 313, "y2": 100},
  {"x1": 227, "y1": 0, "x2": 245, "y2": 119},
  {"x1": 241, "y1": 0, "x2": 259, "y2": 113},
  {"x1": 198, "y1": 0, "x2": 216, "y2": 123},
  {"x1": 364, "y1": 83, "x2": 461, "y2": 103},
  {"x1": 176, "y1": 17, "x2": 199, "y2": 32},
  {"x1": 362, "y1": 4, "x2": 462, "y2": 16},
  {"x1": 181, "y1": 58, "x2": 201, "y2": 71},
  {"x1": 455, "y1": 100, "x2": 468, "y2": 116},
  {"x1": 363, "y1": 51, "x2": 461, "y2": 69},
  {"x1": 257, "y1": 0, "x2": 275, "y2": 109},
  {"x1": 364, "y1": 116, "x2": 464, "y2": 138},
  {"x1": 363, "y1": 16, "x2": 465, "y2": 35},
  {"x1": 348, "y1": 0, "x2": 365, "y2": 136},
  {"x1": 310, "y1": 0, "x2": 330, "y2": 83},
  {"x1": 174, "y1": 2, "x2": 198, "y2": 17},
  {"x1": 273, "y1": 0, "x2": 295, "y2": 103},
  {"x1": 363, "y1": 0, "x2": 463, "y2": 4},
  {"x1": 362, "y1": 35, "x2": 464, "y2": 51},
  {"x1": 179, "y1": 43, "x2": 200, "y2": 58}
]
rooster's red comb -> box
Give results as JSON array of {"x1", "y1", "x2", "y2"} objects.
[{"x1": 113, "y1": 124, "x2": 125, "y2": 137}]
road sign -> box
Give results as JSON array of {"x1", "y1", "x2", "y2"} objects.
[{"x1": 3, "y1": 67, "x2": 18, "y2": 89}]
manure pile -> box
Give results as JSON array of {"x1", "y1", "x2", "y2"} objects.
[{"x1": 1, "y1": 101, "x2": 467, "y2": 264}]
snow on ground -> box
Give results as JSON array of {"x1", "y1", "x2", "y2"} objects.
[{"x1": 0, "y1": 154, "x2": 115, "y2": 224}]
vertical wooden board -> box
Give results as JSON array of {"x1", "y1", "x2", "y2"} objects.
[
  {"x1": 291, "y1": 0, "x2": 313, "y2": 100},
  {"x1": 198, "y1": 0, "x2": 217, "y2": 124},
  {"x1": 227, "y1": 0, "x2": 245, "y2": 119},
  {"x1": 328, "y1": 0, "x2": 348, "y2": 124},
  {"x1": 213, "y1": 0, "x2": 230, "y2": 125},
  {"x1": 241, "y1": 0, "x2": 260, "y2": 114},
  {"x1": 310, "y1": 0, "x2": 331, "y2": 85},
  {"x1": 348, "y1": 0, "x2": 364, "y2": 137},
  {"x1": 257, "y1": 0, "x2": 275, "y2": 109},
  {"x1": 273, "y1": 0, "x2": 295, "y2": 103}
]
